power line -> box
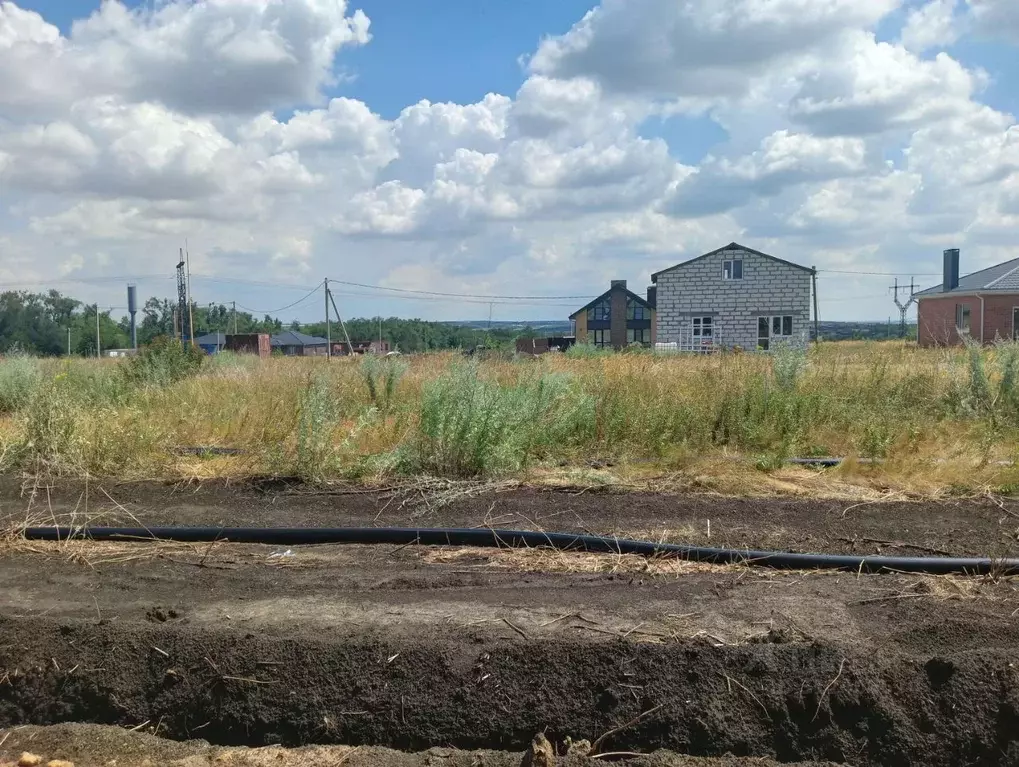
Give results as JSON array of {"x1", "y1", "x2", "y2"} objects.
[
  {"x1": 235, "y1": 281, "x2": 324, "y2": 315},
  {"x1": 192, "y1": 275, "x2": 322, "y2": 291},
  {"x1": 818, "y1": 269, "x2": 939, "y2": 277},
  {"x1": 327, "y1": 277, "x2": 596, "y2": 301},
  {"x1": 822, "y1": 294, "x2": 893, "y2": 303},
  {"x1": 327, "y1": 287, "x2": 580, "y2": 308}
]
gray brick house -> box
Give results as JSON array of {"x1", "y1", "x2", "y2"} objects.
[{"x1": 651, "y1": 243, "x2": 814, "y2": 351}]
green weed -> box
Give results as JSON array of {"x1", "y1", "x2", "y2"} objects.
[{"x1": 0, "y1": 352, "x2": 42, "y2": 414}]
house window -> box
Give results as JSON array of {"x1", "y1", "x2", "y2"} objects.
[
  {"x1": 627, "y1": 328, "x2": 650, "y2": 344},
  {"x1": 758, "y1": 315, "x2": 794, "y2": 351},
  {"x1": 692, "y1": 316, "x2": 713, "y2": 338},
  {"x1": 626, "y1": 300, "x2": 647, "y2": 321},
  {"x1": 722, "y1": 259, "x2": 743, "y2": 280},
  {"x1": 592, "y1": 329, "x2": 609, "y2": 347},
  {"x1": 956, "y1": 304, "x2": 971, "y2": 333},
  {"x1": 587, "y1": 299, "x2": 610, "y2": 323}
]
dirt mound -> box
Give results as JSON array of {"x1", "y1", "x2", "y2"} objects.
[
  {"x1": 1, "y1": 616, "x2": 1018, "y2": 766},
  {"x1": 0, "y1": 724, "x2": 844, "y2": 767}
]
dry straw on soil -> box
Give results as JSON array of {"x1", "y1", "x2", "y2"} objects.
[{"x1": 1, "y1": 341, "x2": 1018, "y2": 496}]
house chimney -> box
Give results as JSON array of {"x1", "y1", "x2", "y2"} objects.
[
  {"x1": 610, "y1": 280, "x2": 627, "y2": 289},
  {"x1": 943, "y1": 249, "x2": 960, "y2": 292},
  {"x1": 646, "y1": 286, "x2": 656, "y2": 308}
]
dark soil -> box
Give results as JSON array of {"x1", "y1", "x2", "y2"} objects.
[
  {"x1": 3, "y1": 480, "x2": 1019, "y2": 765},
  {"x1": 2, "y1": 613, "x2": 1019, "y2": 766},
  {"x1": 3, "y1": 477, "x2": 1019, "y2": 557}
]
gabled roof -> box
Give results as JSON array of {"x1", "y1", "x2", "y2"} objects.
[
  {"x1": 569, "y1": 285, "x2": 653, "y2": 320},
  {"x1": 194, "y1": 332, "x2": 227, "y2": 346},
  {"x1": 650, "y1": 242, "x2": 815, "y2": 282},
  {"x1": 914, "y1": 256, "x2": 1019, "y2": 297},
  {"x1": 271, "y1": 330, "x2": 329, "y2": 347}
]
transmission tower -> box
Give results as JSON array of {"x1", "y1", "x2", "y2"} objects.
[
  {"x1": 176, "y1": 249, "x2": 189, "y2": 343},
  {"x1": 890, "y1": 277, "x2": 916, "y2": 338}
]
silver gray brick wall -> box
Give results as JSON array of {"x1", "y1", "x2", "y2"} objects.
[{"x1": 654, "y1": 247, "x2": 813, "y2": 349}]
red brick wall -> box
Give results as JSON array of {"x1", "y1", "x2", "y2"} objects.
[
  {"x1": 918, "y1": 294, "x2": 1019, "y2": 346},
  {"x1": 981, "y1": 295, "x2": 1019, "y2": 343}
]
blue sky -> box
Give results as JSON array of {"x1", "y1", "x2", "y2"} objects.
[{"x1": 3, "y1": 0, "x2": 1019, "y2": 325}]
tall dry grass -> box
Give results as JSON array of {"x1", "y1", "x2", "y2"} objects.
[{"x1": 0, "y1": 341, "x2": 1018, "y2": 493}]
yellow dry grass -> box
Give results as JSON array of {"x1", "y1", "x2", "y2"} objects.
[
  {"x1": 2, "y1": 341, "x2": 1018, "y2": 498},
  {"x1": 423, "y1": 545, "x2": 748, "y2": 577}
]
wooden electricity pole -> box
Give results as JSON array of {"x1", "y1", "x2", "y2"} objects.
[
  {"x1": 325, "y1": 278, "x2": 331, "y2": 359},
  {"x1": 812, "y1": 266, "x2": 820, "y2": 344}
]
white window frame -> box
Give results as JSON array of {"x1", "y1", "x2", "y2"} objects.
[
  {"x1": 956, "y1": 304, "x2": 971, "y2": 334},
  {"x1": 692, "y1": 316, "x2": 713, "y2": 338},
  {"x1": 722, "y1": 259, "x2": 743, "y2": 281},
  {"x1": 758, "y1": 315, "x2": 794, "y2": 351}
]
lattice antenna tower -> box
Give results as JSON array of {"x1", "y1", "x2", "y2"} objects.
[{"x1": 176, "y1": 248, "x2": 188, "y2": 343}]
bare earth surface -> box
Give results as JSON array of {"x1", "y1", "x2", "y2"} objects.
[{"x1": 2, "y1": 479, "x2": 1019, "y2": 766}]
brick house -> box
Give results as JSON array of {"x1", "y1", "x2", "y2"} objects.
[
  {"x1": 569, "y1": 280, "x2": 656, "y2": 349},
  {"x1": 916, "y1": 249, "x2": 1019, "y2": 346},
  {"x1": 652, "y1": 243, "x2": 814, "y2": 351}
]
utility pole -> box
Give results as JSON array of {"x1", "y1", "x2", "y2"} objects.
[
  {"x1": 811, "y1": 266, "x2": 820, "y2": 344},
  {"x1": 67, "y1": 328, "x2": 71, "y2": 357},
  {"x1": 96, "y1": 305, "x2": 101, "y2": 358},
  {"x1": 379, "y1": 316, "x2": 383, "y2": 352},
  {"x1": 324, "y1": 278, "x2": 331, "y2": 359},
  {"x1": 232, "y1": 301, "x2": 237, "y2": 335},
  {"x1": 890, "y1": 277, "x2": 917, "y2": 339}
]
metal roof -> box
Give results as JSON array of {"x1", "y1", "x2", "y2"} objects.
[
  {"x1": 194, "y1": 332, "x2": 227, "y2": 346},
  {"x1": 915, "y1": 257, "x2": 1019, "y2": 297},
  {"x1": 270, "y1": 330, "x2": 329, "y2": 347}
]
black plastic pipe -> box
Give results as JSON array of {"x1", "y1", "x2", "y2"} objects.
[{"x1": 20, "y1": 525, "x2": 1019, "y2": 575}]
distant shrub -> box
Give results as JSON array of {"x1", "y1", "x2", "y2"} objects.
[
  {"x1": 414, "y1": 362, "x2": 593, "y2": 477},
  {"x1": 126, "y1": 337, "x2": 204, "y2": 386},
  {"x1": 60, "y1": 362, "x2": 132, "y2": 408},
  {"x1": 0, "y1": 352, "x2": 42, "y2": 414},
  {"x1": 204, "y1": 351, "x2": 259, "y2": 374},
  {"x1": 362, "y1": 354, "x2": 408, "y2": 411},
  {"x1": 565, "y1": 343, "x2": 613, "y2": 359},
  {"x1": 296, "y1": 373, "x2": 338, "y2": 481},
  {"x1": 772, "y1": 344, "x2": 808, "y2": 391}
]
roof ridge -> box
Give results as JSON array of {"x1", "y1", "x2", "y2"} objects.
[
  {"x1": 959, "y1": 255, "x2": 1019, "y2": 282},
  {"x1": 983, "y1": 260, "x2": 1019, "y2": 288},
  {"x1": 651, "y1": 242, "x2": 813, "y2": 281}
]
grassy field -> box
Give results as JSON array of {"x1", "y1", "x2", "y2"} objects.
[{"x1": 1, "y1": 340, "x2": 1019, "y2": 497}]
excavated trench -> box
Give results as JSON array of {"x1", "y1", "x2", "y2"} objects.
[{"x1": 2, "y1": 616, "x2": 1019, "y2": 766}]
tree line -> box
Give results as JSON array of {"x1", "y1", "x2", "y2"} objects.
[{"x1": 0, "y1": 290, "x2": 522, "y2": 356}]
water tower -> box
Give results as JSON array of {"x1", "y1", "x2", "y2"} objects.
[{"x1": 127, "y1": 284, "x2": 137, "y2": 349}]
